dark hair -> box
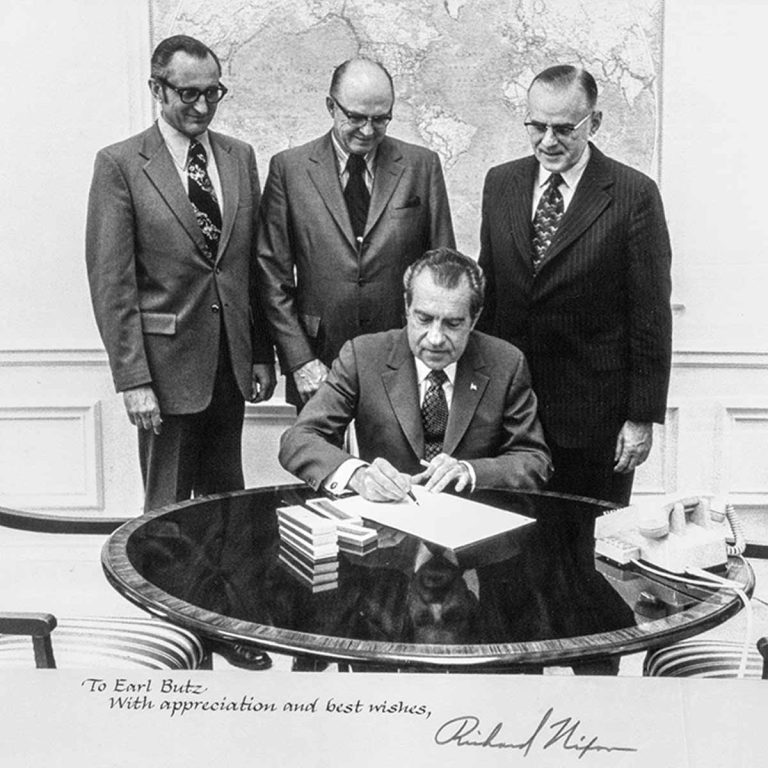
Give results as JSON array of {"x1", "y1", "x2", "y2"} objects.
[
  {"x1": 403, "y1": 248, "x2": 485, "y2": 319},
  {"x1": 329, "y1": 57, "x2": 394, "y2": 100},
  {"x1": 150, "y1": 35, "x2": 221, "y2": 79},
  {"x1": 529, "y1": 64, "x2": 598, "y2": 109}
]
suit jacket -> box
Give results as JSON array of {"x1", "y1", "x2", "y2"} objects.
[
  {"x1": 279, "y1": 328, "x2": 552, "y2": 491},
  {"x1": 255, "y1": 132, "x2": 455, "y2": 405},
  {"x1": 86, "y1": 123, "x2": 272, "y2": 415},
  {"x1": 477, "y1": 144, "x2": 672, "y2": 448}
]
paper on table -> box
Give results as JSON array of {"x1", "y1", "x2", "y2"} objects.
[{"x1": 328, "y1": 485, "x2": 535, "y2": 551}]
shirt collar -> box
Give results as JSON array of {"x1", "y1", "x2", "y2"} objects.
[
  {"x1": 536, "y1": 143, "x2": 591, "y2": 190},
  {"x1": 156, "y1": 116, "x2": 214, "y2": 171},
  {"x1": 414, "y1": 358, "x2": 457, "y2": 387},
  {"x1": 330, "y1": 131, "x2": 377, "y2": 176}
]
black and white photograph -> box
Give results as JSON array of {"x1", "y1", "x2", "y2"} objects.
[{"x1": 1, "y1": 0, "x2": 766, "y2": 765}]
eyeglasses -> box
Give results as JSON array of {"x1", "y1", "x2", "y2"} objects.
[
  {"x1": 155, "y1": 77, "x2": 229, "y2": 104},
  {"x1": 524, "y1": 112, "x2": 592, "y2": 139},
  {"x1": 329, "y1": 95, "x2": 392, "y2": 129}
]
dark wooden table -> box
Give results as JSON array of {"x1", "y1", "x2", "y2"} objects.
[{"x1": 102, "y1": 485, "x2": 754, "y2": 671}]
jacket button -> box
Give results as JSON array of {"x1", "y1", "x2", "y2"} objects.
[{"x1": 211, "y1": 304, "x2": 220, "y2": 313}]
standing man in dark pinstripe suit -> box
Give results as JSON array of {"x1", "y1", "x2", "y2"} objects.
[{"x1": 477, "y1": 65, "x2": 672, "y2": 507}]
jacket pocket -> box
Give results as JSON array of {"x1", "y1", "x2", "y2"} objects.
[
  {"x1": 140, "y1": 311, "x2": 177, "y2": 335},
  {"x1": 300, "y1": 313, "x2": 321, "y2": 338}
]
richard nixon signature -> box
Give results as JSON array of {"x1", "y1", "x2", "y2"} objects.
[{"x1": 434, "y1": 708, "x2": 638, "y2": 760}]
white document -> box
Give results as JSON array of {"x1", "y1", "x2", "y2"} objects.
[{"x1": 328, "y1": 485, "x2": 535, "y2": 551}]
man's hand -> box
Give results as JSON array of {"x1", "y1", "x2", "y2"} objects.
[
  {"x1": 348, "y1": 458, "x2": 412, "y2": 502},
  {"x1": 250, "y1": 363, "x2": 276, "y2": 403},
  {"x1": 614, "y1": 420, "x2": 653, "y2": 473},
  {"x1": 412, "y1": 453, "x2": 472, "y2": 493},
  {"x1": 123, "y1": 385, "x2": 162, "y2": 434},
  {"x1": 292, "y1": 358, "x2": 329, "y2": 403}
]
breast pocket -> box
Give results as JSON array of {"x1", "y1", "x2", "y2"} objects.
[{"x1": 390, "y1": 196, "x2": 422, "y2": 219}]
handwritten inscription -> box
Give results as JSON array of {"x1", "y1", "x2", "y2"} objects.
[
  {"x1": 80, "y1": 677, "x2": 433, "y2": 720},
  {"x1": 434, "y1": 709, "x2": 637, "y2": 760}
]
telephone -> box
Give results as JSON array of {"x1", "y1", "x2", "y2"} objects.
[{"x1": 594, "y1": 494, "x2": 745, "y2": 573}]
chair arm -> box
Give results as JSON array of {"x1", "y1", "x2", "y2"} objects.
[
  {"x1": 0, "y1": 505, "x2": 131, "y2": 534},
  {"x1": 0, "y1": 612, "x2": 57, "y2": 636}
]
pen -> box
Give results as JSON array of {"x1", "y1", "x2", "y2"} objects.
[{"x1": 407, "y1": 489, "x2": 420, "y2": 506}]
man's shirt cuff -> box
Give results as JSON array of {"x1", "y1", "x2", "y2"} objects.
[
  {"x1": 459, "y1": 460, "x2": 477, "y2": 492},
  {"x1": 324, "y1": 458, "x2": 368, "y2": 496}
]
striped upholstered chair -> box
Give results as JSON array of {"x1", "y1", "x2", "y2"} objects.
[
  {"x1": 0, "y1": 504, "x2": 209, "y2": 669},
  {"x1": 644, "y1": 637, "x2": 768, "y2": 679}
]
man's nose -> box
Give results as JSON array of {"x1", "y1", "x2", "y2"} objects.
[
  {"x1": 540, "y1": 125, "x2": 560, "y2": 146},
  {"x1": 358, "y1": 119, "x2": 375, "y2": 136},
  {"x1": 426, "y1": 323, "x2": 445, "y2": 345},
  {"x1": 192, "y1": 95, "x2": 210, "y2": 114}
]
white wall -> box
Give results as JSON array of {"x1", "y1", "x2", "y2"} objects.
[
  {"x1": 0, "y1": 0, "x2": 766, "y2": 517},
  {"x1": 633, "y1": 0, "x2": 768, "y2": 517}
]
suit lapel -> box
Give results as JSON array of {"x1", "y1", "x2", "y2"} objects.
[
  {"x1": 381, "y1": 332, "x2": 424, "y2": 459},
  {"x1": 443, "y1": 335, "x2": 489, "y2": 456},
  {"x1": 140, "y1": 125, "x2": 209, "y2": 258},
  {"x1": 543, "y1": 144, "x2": 613, "y2": 265},
  {"x1": 209, "y1": 130, "x2": 240, "y2": 263},
  {"x1": 506, "y1": 157, "x2": 539, "y2": 269},
  {"x1": 366, "y1": 138, "x2": 404, "y2": 236},
  {"x1": 307, "y1": 133, "x2": 357, "y2": 250}
]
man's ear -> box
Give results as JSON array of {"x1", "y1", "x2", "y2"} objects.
[
  {"x1": 589, "y1": 110, "x2": 603, "y2": 136},
  {"x1": 148, "y1": 78, "x2": 162, "y2": 101},
  {"x1": 325, "y1": 96, "x2": 335, "y2": 117},
  {"x1": 469, "y1": 306, "x2": 482, "y2": 331}
]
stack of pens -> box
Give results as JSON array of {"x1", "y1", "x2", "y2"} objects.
[
  {"x1": 305, "y1": 497, "x2": 378, "y2": 555},
  {"x1": 276, "y1": 505, "x2": 339, "y2": 592}
]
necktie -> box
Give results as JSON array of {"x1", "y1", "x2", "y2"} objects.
[
  {"x1": 531, "y1": 172, "x2": 564, "y2": 272},
  {"x1": 344, "y1": 153, "x2": 370, "y2": 240},
  {"x1": 421, "y1": 369, "x2": 449, "y2": 461},
  {"x1": 187, "y1": 139, "x2": 222, "y2": 260}
]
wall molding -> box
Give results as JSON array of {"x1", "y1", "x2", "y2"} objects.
[
  {"x1": 0, "y1": 401, "x2": 104, "y2": 511},
  {"x1": 0, "y1": 349, "x2": 108, "y2": 366},
  {"x1": 672, "y1": 350, "x2": 768, "y2": 369},
  {"x1": 3, "y1": 347, "x2": 767, "y2": 369}
]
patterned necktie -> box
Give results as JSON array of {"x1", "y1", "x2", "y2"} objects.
[
  {"x1": 344, "y1": 153, "x2": 370, "y2": 240},
  {"x1": 421, "y1": 369, "x2": 449, "y2": 461},
  {"x1": 187, "y1": 139, "x2": 222, "y2": 260},
  {"x1": 531, "y1": 172, "x2": 564, "y2": 272}
]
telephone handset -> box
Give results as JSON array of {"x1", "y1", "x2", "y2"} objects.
[{"x1": 594, "y1": 495, "x2": 745, "y2": 573}]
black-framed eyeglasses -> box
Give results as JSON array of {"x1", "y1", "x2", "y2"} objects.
[
  {"x1": 155, "y1": 77, "x2": 229, "y2": 104},
  {"x1": 329, "y1": 95, "x2": 391, "y2": 129},
  {"x1": 524, "y1": 112, "x2": 592, "y2": 139}
]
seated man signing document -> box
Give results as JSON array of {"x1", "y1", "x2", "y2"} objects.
[{"x1": 279, "y1": 248, "x2": 552, "y2": 501}]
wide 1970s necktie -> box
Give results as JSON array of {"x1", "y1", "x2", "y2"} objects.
[
  {"x1": 531, "y1": 172, "x2": 564, "y2": 273},
  {"x1": 344, "y1": 153, "x2": 370, "y2": 240},
  {"x1": 421, "y1": 369, "x2": 449, "y2": 461},
  {"x1": 187, "y1": 139, "x2": 222, "y2": 260}
]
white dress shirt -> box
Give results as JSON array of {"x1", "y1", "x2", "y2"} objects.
[
  {"x1": 531, "y1": 144, "x2": 591, "y2": 218},
  {"x1": 330, "y1": 131, "x2": 376, "y2": 194},
  {"x1": 157, "y1": 116, "x2": 223, "y2": 206}
]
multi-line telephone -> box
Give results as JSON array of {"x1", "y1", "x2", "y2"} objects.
[{"x1": 594, "y1": 494, "x2": 745, "y2": 573}]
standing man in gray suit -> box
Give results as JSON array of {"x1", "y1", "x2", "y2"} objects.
[
  {"x1": 477, "y1": 65, "x2": 672, "y2": 507},
  {"x1": 256, "y1": 57, "x2": 455, "y2": 409},
  {"x1": 86, "y1": 35, "x2": 275, "y2": 513}
]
